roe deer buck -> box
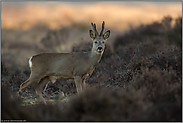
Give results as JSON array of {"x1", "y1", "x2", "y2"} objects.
[{"x1": 19, "y1": 21, "x2": 110, "y2": 104}]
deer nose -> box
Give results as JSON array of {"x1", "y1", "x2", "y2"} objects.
[{"x1": 98, "y1": 47, "x2": 103, "y2": 51}]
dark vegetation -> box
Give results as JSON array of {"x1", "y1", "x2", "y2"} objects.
[
  {"x1": 41, "y1": 28, "x2": 69, "y2": 50},
  {"x1": 1, "y1": 16, "x2": 182, "y2": 121}
]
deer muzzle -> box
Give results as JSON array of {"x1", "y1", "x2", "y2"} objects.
[{"x1": 97, "y1": 47, "x2": 103, "y2": 51}]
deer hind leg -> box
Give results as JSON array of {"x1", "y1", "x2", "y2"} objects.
[
  {"x1": 19, "y1": 78, "x2": 30, "y2": 95},
  {"x1": 19, "y1": 75, "x2": 42, "y2": 95},
  {"x1": 35, "y1": 76, "x2": 50, "y2": 105}
]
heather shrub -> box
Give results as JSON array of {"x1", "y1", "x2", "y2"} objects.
[
  {"x1": 129, "y1": 67, "x2": 181, "y2": 104},
  {"x1": 40, "y1": 28, "x2": 69, "y2": 51},
  {"x1": 1, "y1": 87, "x2": 30, "y2": 121},
  {"x1": 128, "y1": 45, "x2": 182, "y2": 77},
  {"x1": 115, "y1": 41, "x2": 160, "y2": 63},
  {"x1": 1, "y1": 87, "x2": 65, "y2": 121},
  {"x1": 58, "y1": 87, "x2": 151, "y2": 121},
  {"x1": 1, "y1": 85, "x2": 181, "y2": 121},
  {"x1": 1, "y1": 62, "x2": 28, "y2": 92},
  {"x1": 1, "y1": 15, "x2": 182, "y2": 122},
  {"x1": 126, "y1": 67, "x2": 182, "y2": 121},
  {"x1": 46, "y1": 82, "x2": 181, "y2": 121},
  {"x1": 72, "y1": 42, "x2": 92, "y2": 52},
  {"x1": 113, "y1": 21, "x2": 164, "y2": 50},
  {"x1": 113, "y1": 16, "x2": 182, "y2": 53},
  {"x1": 167, "y1": 16, "x2": 182, "y2": 48},
  {"x1": 7, "y1": 41, "x2": 39, "y2": 50}
]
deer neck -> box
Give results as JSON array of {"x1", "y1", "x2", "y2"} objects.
[{"x1": 89, "y1": 47, "x2": 103, "y2": 67}]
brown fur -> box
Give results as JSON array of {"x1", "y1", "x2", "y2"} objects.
[{"x1": 19, "y1": 21, "x2": 110, "y2": 104}]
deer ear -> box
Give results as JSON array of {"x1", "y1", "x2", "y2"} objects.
[
  {"x1": 89, "y1": 30, "x2": 95, "y2": 40},
  {"x1": 103, "y1": 30, "x2": 110, "y2": 40}
]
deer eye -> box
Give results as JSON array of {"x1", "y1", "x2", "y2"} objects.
[
  {"x1": 102, "y1": 41, "x2": 105, "y2": 44},
  {"x1": 95, "y1": 41, "x2": 97, "y2": 44}
]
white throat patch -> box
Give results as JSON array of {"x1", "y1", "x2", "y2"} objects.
[{"x1": 95, "y1": 50, "x2": 103, "y2": 55}]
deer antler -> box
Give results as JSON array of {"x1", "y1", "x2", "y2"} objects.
[
  {"x1": 100, "y1": 21, "x2": 105, "y2": 36},
  {"x1": 91, "y1": 22, "x2": 99, "y2": 36}
]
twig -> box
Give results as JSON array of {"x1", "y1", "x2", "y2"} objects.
[{"x1": 43, "y1": 81, "x2": 50, "y2": 92}]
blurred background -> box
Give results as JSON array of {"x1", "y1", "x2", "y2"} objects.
[
  {"x1": 2, "y1": 1, "x2": 181, "y2": 30},
  {"x1": 1, "y1": 1, "x2": 182, "y2": 121},
  {"x1": 2, "y1": 1, "x2": 181, "y2": 70}
]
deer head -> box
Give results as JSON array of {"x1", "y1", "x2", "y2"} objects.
[{"x1": 89, "y1": 21, "x2": 110, "y2": 54}]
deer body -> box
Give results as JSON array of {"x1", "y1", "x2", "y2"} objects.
[
  {"x1": 19, "y1": 21, "x2": 110, "y2": 104},
  {"x1": 29, "y1": 51, "x2": 102, "y2": 81}
]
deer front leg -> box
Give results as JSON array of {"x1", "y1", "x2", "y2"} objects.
[
  {"x1": 82, "y1": 77, "x2": 86, "y2": 91},
  {"x1": 74, "y1": 76, "x2": 83, "y2": 94}
]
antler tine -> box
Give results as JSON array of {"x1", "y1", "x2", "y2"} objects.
[
  {"x1": 91, "y1": 22, "x2": 99, "y2": 36},
  {"x1": 100, "y1": 21, "x2": 105, "y2": 36}
]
